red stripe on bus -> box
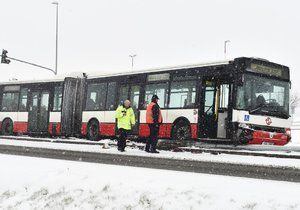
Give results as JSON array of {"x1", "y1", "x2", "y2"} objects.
[
  {"x1": 13, "y1": 122, "x2": 28, "y2": 133},
  {"x1": 139, "y1": 124, "x2": 150, "y2": 137},
  {"x1": 249, "y1": 130, "x2": 288, "y2": 146},
  {"x1": 81, "y1": 123, "x2": 87, "y2": 136},
  {"x1": 191, "y1": 124, "x2": 198, "y2": 139},
  {"x1": 48, "y1": 123, "x2": 61, "y2": 135},
  {"x1": 139, "y1": 123, "x2": 198, "y2": 139},
  {"x1": 100, "y1": 123, "x2": 115, "y2": 136}
]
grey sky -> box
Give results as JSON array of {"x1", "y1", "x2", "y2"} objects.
[{"x1": 0, "y1": 0, "x2": 299, "y2": 91}]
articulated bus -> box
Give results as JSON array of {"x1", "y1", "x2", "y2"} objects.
[{"x1": 0, "y1": 57, "x2": 292, "y2": 145}]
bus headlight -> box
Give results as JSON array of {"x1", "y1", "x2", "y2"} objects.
[{"x1": 285, "y1": 128, "x2": 291, "y2": 137}]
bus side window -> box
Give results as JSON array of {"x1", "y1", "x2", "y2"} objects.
[
  {"x1": 144, "y1": 83, "x2": 168, "y2": 108},
  {"x1": 19, "y1": 88, "x2": 28, "y2": 111},
  {"x1": 1, "y1": 92, "x2": 19, "y2": 112},
  {"x1": 106, "y1": 82, "x2": 116, "y2": 110},
  {"x1": 53, "y1": 86, "x2": 63, "y2": 111},
  {"x1": 169, "y1": 80, "x2": 196, "y2": 108},
  {"x1": 85, "y1": 83, "x2": 107, "y2": 111}
]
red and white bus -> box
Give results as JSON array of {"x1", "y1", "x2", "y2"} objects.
[{"x1": 0, "y1": 57, "x2": 292, "y2": 145}]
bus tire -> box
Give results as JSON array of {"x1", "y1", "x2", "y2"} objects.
[
  {"x1": 238, "y1": 130, "x2": 251, "y2": 145},
  {"x1": 172, "y1": 119, "x2": 191, "y2": 141},
  {"x1": 2, "y1": 118, "x2": 14, "y2": 136},
  {"x1": 87, "y1": 119, "x2": 99, "y2": 141}
]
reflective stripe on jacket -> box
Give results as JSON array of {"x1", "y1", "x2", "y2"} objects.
[
  {"x1": 115, "y1": 105, "x2": 135, "y2": 130},
  {"x1": 146, "y1": 102, "x2": 162, "y2": 124}
]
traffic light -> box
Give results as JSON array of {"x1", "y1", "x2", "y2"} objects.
[{"x1": 1, "y1": 50, "x2": 10, "y2": 64}]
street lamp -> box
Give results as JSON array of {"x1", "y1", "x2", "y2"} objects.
[
  {"x1": 129, "y1": 54, "x2": 137, "y2": 70},
  {"x1": 224, "y1": 40, "x2": 230, "y2": 59},
  {"x1": 52, "y1": 1, "x2": 59, "y2": 75}
]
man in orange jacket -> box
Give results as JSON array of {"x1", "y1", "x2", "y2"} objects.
[{"x1": 145, "y1": 95, "x2": 163, "y2": 153}]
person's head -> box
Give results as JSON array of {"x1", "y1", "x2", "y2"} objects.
[
  {"x1": 256, "y1": 95, "x2": 266, "y2": 107},
  {"x1": 124, "y1": 100, "x2": 131, "y2": 108},
  {"x1": 151, "y1": 95, "x2": 159, "y2": 103}
]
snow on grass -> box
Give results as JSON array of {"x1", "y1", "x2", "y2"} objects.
[
  {"x1": 0, "y1": 154, "x2": 299, "y2": 210},
  {"x1": 1, "y1": 139, "x2": 300, "y2": 170}
]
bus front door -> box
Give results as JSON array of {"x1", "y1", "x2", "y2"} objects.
[
  {"x1": 202, "y1": 81, "x2": 218, "y2": 138},
  {"x1": 28, "y1": 90, "x2": 50, "y2": 134}
]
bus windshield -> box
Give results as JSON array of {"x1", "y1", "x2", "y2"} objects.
[{"x1": 236, "y1": 74, "x2": 290, "y2": 118}]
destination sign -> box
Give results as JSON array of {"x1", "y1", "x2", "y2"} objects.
[{"x1": 248, "y1": 63, "x2": 284, "y2": 78}]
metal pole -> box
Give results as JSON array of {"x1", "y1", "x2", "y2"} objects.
[
  {"x1": 224, "y1": 40, "x2": 230, "y2": 59},
  {"x1": 7, "y1": 56, "x2": 56, "y2": 74},
  {"x1": 52, "y1": 2, "x2": 59, "y2": 75},
  {"x1": 129, "y1": 54, "x2": 137, "y2": 70}
]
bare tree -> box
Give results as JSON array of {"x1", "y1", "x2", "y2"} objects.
[{"x1": 291, "y1": 92, "x2": 300, "y2": 115}]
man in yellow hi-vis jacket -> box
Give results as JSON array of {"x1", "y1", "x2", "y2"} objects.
[{"x1": 115, "y1": 100, "x2": 135, "y2": 152}]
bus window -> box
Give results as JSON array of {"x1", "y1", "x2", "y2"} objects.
[
  {"x1": 219, "y1": 84, "x2": 229, "y2": 109},
  {"x1": 130, "y1": 85, "x2": 140, "y2": 110},
  {"x1": 144, "y1": 83, "x2": 168, "y2": 108},
  {"x1": 85, "y1": 83, "x2": 107, "y2": 111},
  {"x1": 169, "y1": 81, "x2": 196, "y2": 108},
  {"x1": 106, "y1": 82, "x2": 116, "y2": 110},
  {"x1": 53, "y1": 86, "x2": 63, "y2": 111},
  {"x1": 19, "y1": 88, "x2": 28, "y2": 111},
  {"x1": 118, "y1": 86, "x2": 129, "y2": 105},
  {"x1": 1, "y1": 92, "x2": 19, "y2": 112}
]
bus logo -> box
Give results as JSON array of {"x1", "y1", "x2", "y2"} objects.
[{"x1": 265, "y1": 117, "x2": 272, "y2": 125}]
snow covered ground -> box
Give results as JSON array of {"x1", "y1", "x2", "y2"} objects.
[
  {"x1": 291, "y1": 129, "x2": 300, "y2": 145},
  {"x1": 1, "y1": 139, "x2": 300, "y2": 169},
  {"x1": 0, "y1": 154, "x2": 299, "y2": 210}
]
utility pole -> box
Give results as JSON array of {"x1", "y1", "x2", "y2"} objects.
[
  {"x1": 224, "y1": 40, "x2": 230, "y2": 59},
  {"x1": 129, "y1": 54, "x2": 137, "y2": 71},
  {"x1": 52, "y1": 1, "x2": 59, "y2": 75}
]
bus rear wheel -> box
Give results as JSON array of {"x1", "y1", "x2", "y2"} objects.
[
  {"x1": 87, "y1": 120, "x2": 99, "y2": 141},
  {"x1": 2, "y1": 119, "x2": 14, "y2": 136},
  {"x1": 172, "y1": 120, "x2": 191, "y2": 141}
]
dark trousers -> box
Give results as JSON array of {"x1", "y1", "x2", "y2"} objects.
[
  {"x1": 146, "y1": 124, "x2": 159, "y2": 152},
  {"x1": 118, "y1": 128, "x2": 128, "y2": 151}
]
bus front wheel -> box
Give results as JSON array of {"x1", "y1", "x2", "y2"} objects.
[
  {"x1": 2, "y1": 118, "x2": 14, "y2": 136},
  {"x1": 87, "y1": 120, "x2": 99, "y2": 141},
  {"x1": 172, "y1": 120, "x2": 191, "y2": 141}
]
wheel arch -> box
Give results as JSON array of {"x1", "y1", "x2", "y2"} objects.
[
  {"x1": 171, "y1": 117, "x2": 191, "y2": 138},
  {"x1": 86, "y1": 117, "x2": 101, "y2": 140},
  {"x1": 1, "y1": 117, "x2": 14, "y2": 134},
  {"x1": 87, "y1": 118, "x2": 100, "y2": 128}
]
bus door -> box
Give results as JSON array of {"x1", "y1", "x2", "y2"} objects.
[
  {"x1": 216, "y1": 84, "x2": 230, "y2": 139},
  {"x1": 201, "y1": 81, "x2": 218, "y2": 138},
  {"x1": 117, "y1": 84, "x2": 141, "y2": 135},
  {"x1": 28, "y1": 89, "x2": 50, "y2": 133}
]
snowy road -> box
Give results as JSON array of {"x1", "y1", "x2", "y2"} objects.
[
  {"x1": 0, "y1": 143, "x2": 300, "y2": 182},
  {"x1": 0, "y1": 154, "x2": 300, "y2": 210}
]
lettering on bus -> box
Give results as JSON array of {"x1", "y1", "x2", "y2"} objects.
[
  {"x1": 4, "y1": 85, "x2": 20, "y2": 92},
  {"x1": 147, "y1": 73, "x2": 170, "y2": 82},
  {"x1": 249, "y1": 63, "x2": 283, "y2": 78}
]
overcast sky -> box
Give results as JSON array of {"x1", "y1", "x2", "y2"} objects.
[{"x1": 0, "y1": 0, "x2": 299, "y2": 91}]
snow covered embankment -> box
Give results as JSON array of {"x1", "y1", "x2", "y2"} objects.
[
  {"x1": 0, "y1": 155, "x2": 300, "y2": 210},
  {"x1": 1, "y1": 139, "x2": 300, "y2": 170}
]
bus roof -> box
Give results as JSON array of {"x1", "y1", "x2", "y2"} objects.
[
  {"x1": 87, "y1": 59, "x2": 232, "y2": 79},
  {"x1": 0, "y1": 57, "x2": 289, "y2": 86},
  {"x1": 0, "y1": 72, "x2": 85, "y2": 86}
]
